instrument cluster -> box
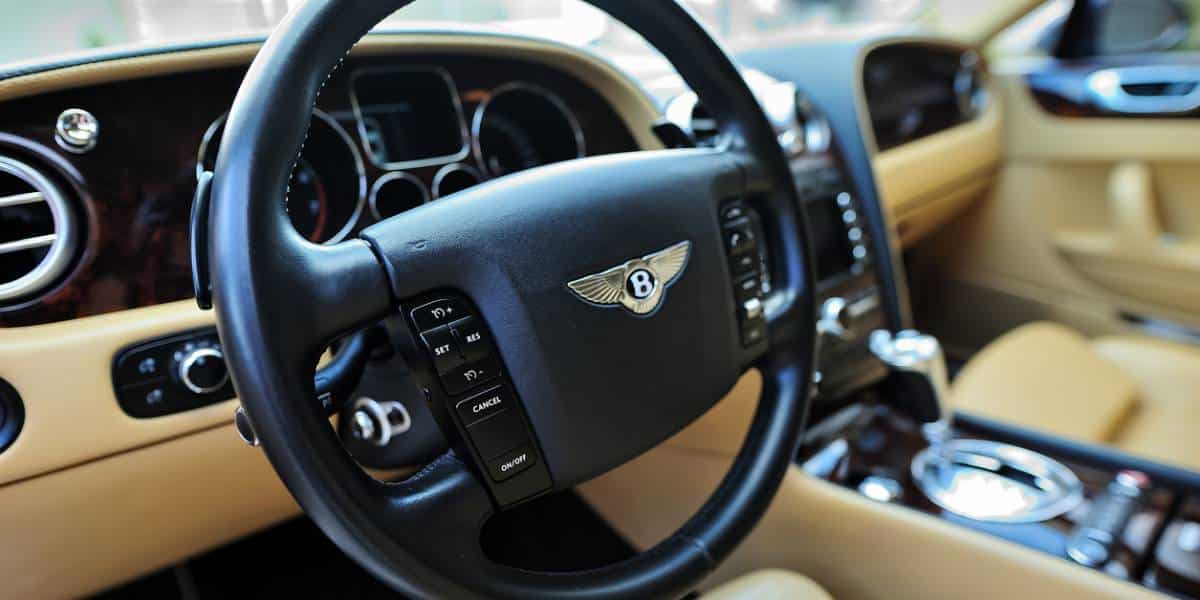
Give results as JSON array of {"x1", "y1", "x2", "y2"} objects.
[{"x1": 200, "y1": 66, "x2": 588, "y2": 245}]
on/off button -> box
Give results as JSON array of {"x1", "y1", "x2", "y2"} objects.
[
  {"x1": 455, "y1": 386, "x2": 510, "y2": 427},
  {"x1": 487, "y1": 445, "x2": 536, "y2": 482}
]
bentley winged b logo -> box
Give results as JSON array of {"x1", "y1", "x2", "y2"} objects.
[{"x1": 567, "y1": 241, "x2": 692, "y2": 316}]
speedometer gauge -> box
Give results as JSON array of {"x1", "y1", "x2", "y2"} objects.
[{"x1": 473, "y1": 83, "x2": 585, "y2": 178}]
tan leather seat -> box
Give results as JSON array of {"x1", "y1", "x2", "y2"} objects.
[
  {"x1": 952, "y1": 322, "x2": 1200, "y2": 471},
  {"x1": 705, "y1": 569, "x2": 833, "y2": 600}
]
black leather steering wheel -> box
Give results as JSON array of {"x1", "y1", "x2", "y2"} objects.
[{"x1": 209, "y1": 1, "x2": 816, "y2": 597}]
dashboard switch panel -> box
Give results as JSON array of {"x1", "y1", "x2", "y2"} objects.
[{"x1": 112, "y1": 328, "x2": 235, "y2": 418}]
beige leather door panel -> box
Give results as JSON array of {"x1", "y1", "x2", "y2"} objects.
[{"x1": 917, "y1": 69, "x2": 1200, "y2": 352}]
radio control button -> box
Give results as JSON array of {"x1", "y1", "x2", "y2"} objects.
[
  {"x1": 741, "y1": 318, "x2": 768, "y2": 347},
  {"x1": 734, "y1": 273, "x2": 763, "y2": 303},
  {"x1": 723, "y1": 221, "x2": 757, "y2": 255},
  {"x1": 729, "y1": 252, "x2": 758, "y2": 277},
  {"x1": 741, "y1": 297, "x2": 764, "y2": 322},
  {"x1": 721, "y1": 203, "x2": 748, "y2": 223}
]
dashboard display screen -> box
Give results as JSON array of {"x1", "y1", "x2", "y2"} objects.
[
  {"x1": 806, "y1": 196, "x2": 855, "y2": 282},
  {"x1": 351, "y1": 69, "x2": 467, "y2": 166}
]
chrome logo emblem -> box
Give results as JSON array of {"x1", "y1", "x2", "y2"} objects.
[{"x1": 567, "y1": 241, "x2": 691, "y2": 316}]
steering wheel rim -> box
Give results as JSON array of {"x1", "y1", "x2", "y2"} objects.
[{"x1": 209, "y1": 1, "x2": 816, "y2": 598}]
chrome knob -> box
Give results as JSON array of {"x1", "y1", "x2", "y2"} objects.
[
  {"x1": 348, "y1": 397, "x2": 412, "y2": 447},
  {"x1": 177, "y1": 347, "x2": 229, "y2": 394},
  {"x1": 55, "y1": 108, "x2": 99, "y2": 153},
  {"x1": 817, "y1": 297, "x2": 852, "y2": 340}
]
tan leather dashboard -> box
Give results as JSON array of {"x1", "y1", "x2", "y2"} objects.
[{"x1": 0, "y1": 34, "x2": 662, "y2": 598}]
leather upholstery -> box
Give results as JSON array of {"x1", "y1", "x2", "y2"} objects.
[
  {"x1": 1093, "y1": 336, "x2": 1200, "y2": 471},
  {"x1": 705, "y1": 569, "x2": 833, "y2": 600},
  {"x1": 952, "y1": 322, "x2": 1138, "y2": 442},
  {"x1": 952, "y1": 321, "x2": 1200, "y2": 470}
]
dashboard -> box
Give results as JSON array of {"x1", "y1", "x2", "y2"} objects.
[
  {"x1": 862, "y1": 43, "x2": 986, "y2": 152},
  {"x1": 0, "y1": 30, "x2": 1002, "y2": 599},
  {"x1": 0, "y1": 50, "x2": 638, "y2": 327}
]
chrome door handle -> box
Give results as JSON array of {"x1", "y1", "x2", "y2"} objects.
[{"x1": 1086, "y1": 65, "x2": 1200, "y2": 115}]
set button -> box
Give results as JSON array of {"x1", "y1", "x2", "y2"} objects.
[{"x1": 420, "y1": 325, "x2": 464, "y2": 374}]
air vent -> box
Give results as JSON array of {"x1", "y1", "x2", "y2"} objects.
[{"x1": 0, "y1": 156, "x2": 79, "y2": 304}]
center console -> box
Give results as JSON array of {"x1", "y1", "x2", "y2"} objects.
[
  {"x1": 792, "y1": 158, "x2": 887, "y2": 397},
  {"x1": 802, "y1": 338, "x2": 1200, "y2": 599}
]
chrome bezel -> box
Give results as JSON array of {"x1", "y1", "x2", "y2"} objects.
[
  {"x1": 369, "y1": 171, "x2": 430, "y2": 221},
  {"x1": 178, "y1": 347, "x2": 229, "y2": 395},
  {"x1": 471, "y1": 81, "x2": 586, "y2": 178},
  {"x1": 196, "y1": 109, "x2": 367, "y2": 245},
  {"x1": 0, "y1": 156, "x2": 80, "y2": 303},
  {"x1": 431, "y1": 163, "x2": 483, "y2": 199},
  {"x1": 912, "y1": 439, "x2": 1084, "y2": 524},
  {"x1": 348, "y1": 66, "x2": 472, "y2": 171}
]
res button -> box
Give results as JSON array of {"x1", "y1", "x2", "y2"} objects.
[{"x1": 449, "y1": 316, "x2": 491, "y2": 363}]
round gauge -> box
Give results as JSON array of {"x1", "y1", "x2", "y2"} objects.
[
  {"x1": 288, "y1": 159, "x2": 329, "y2": 241},
  {"x1": 472, "y1": 83, "x2": 585, "y2": 178},
  {"x1": 433, "y1": 164, "x2": 482, "y2": 199},
  {"x1": 197, "y1": 109, "x2": 365, "y2": 244}
]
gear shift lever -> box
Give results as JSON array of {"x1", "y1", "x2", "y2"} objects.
[{"x1": 869, "y1": 330, "x2": 951, "y2": 446}]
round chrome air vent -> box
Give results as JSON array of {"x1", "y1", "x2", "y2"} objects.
[{"x1": 0, "y1": 156, "x2": 79, "y2": 304}]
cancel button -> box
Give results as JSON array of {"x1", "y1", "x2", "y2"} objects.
[
  {"x1": 487, "y1": 445, "x2": 536, "y2": 482},
  {"x1": 455, "y1": 386, "x2": 510, "y2": 427}
]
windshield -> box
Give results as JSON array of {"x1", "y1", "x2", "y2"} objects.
[{"x1": 2, "y1": 0, "x2": 1001, "y2": 69}]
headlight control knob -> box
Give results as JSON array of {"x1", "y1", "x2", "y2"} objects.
[{"x1": 177, "y1": 347, "x2": 229, "y2": 394}]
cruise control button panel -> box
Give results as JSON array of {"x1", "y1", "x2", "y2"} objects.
[
  {"x1": 403, "y1": 293, "x2": 552, "y2": 507},
  {"x1": 112, "y1": 328, "x2": 235, "y2": 418}
]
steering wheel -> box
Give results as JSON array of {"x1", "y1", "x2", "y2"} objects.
[{"x1": 209, "y1": 0, "x2": 816, "y2": 597}]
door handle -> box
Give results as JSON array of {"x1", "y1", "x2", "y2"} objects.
[{"x1": 1086, "y1": 65, "x2": 1200, "y2": 115}]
